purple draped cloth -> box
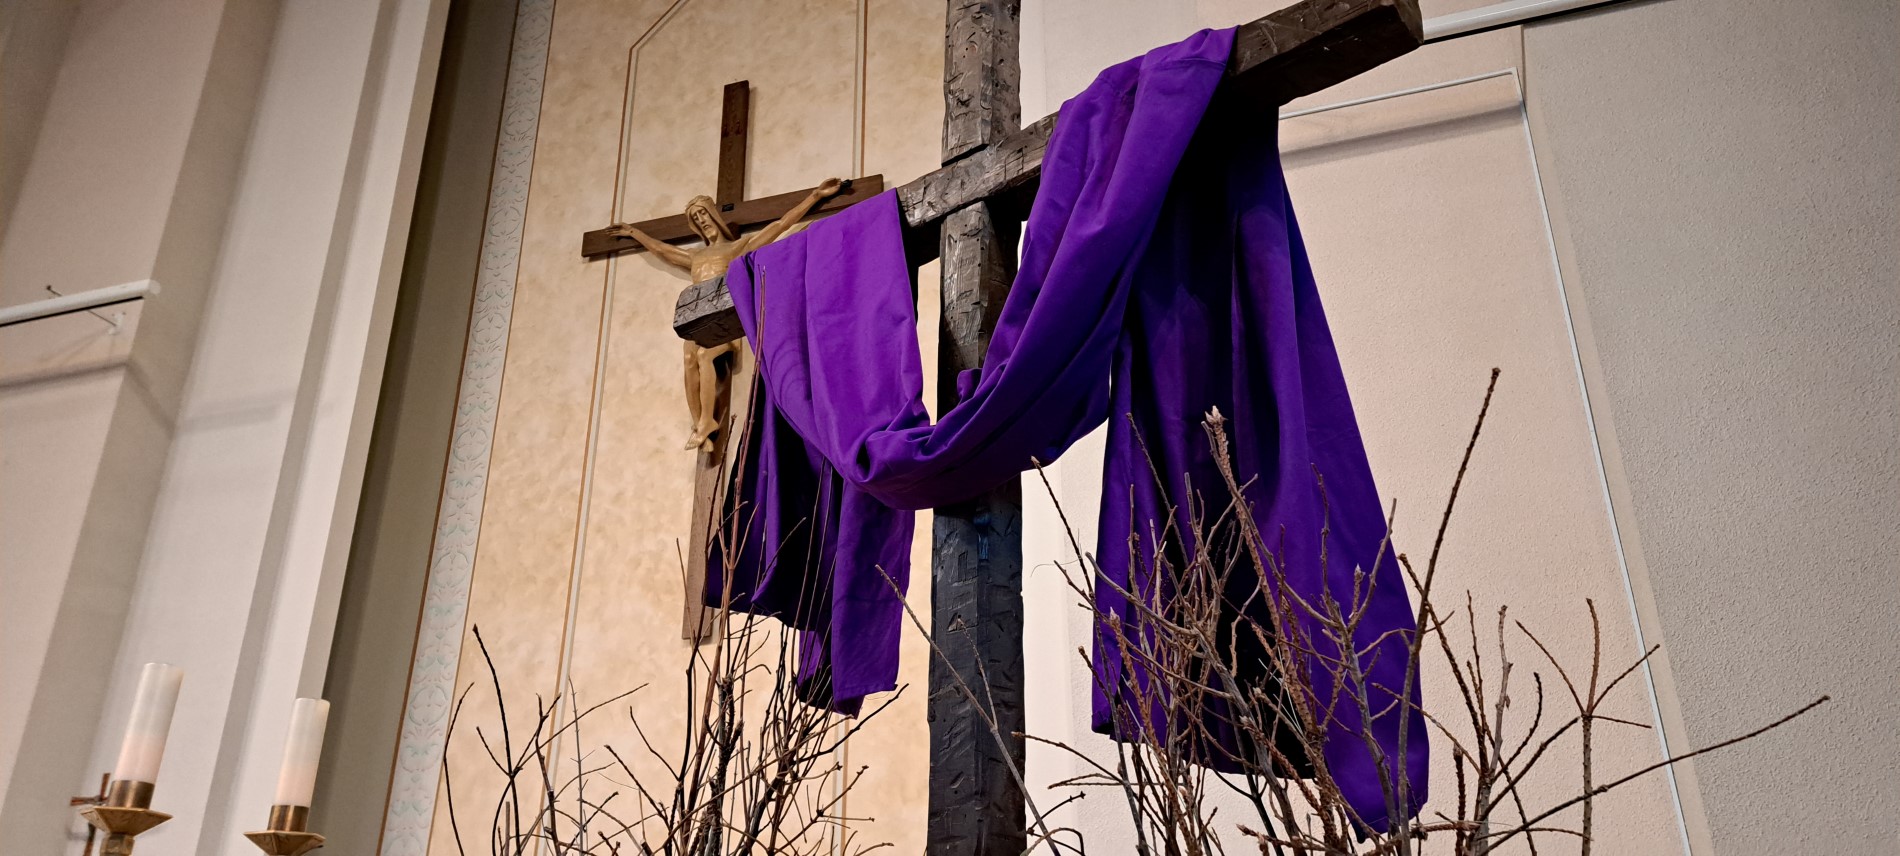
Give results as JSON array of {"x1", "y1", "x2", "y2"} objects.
[{"x1": 708, "y1": 27, "x2": 1426, "y2": 827}]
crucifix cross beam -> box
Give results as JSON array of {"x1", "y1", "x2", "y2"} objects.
[
  {"x1": 671, "y1": 0, "x2": 1423, "y2": 347},
  {"x1": 579, "y1": 79, "x2": 886, "y2": 260},
  {"x1": 588, "y1": 78, "x2": 887, "y2": 642},
  {"x1": 598, "y1": 79, "x2": 885, "y2": 643}
]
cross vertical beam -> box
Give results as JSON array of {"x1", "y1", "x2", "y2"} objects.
[
  {"x1": 928, "y1": 1, "x2": 1025, "y2": 854},
  {"x1": 941, "y1": 0, "x2": 1021, "y2": 162},
  {"x1": 716, "y1": 81, "x2": 749, "y2": 205},
  {"x1": 683, "y1": 81, "x2": 754, "y2": 642}
]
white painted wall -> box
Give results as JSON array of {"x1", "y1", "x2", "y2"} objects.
[
  {"x1": 0, "y1": 305, "x2": 139, "y2": 812},
  {"x1": 1524, "y1": 2, "x2": 1900, "y2": 851},
  {"x1": 1021, "y1": 0, "x2": 1898, "y2": 852},
  {"x1": 0, "y1": 1, "x2": 448, "y2": 855},
  {"x1": 0, "y1": 0, "x2": 83, "y2": 236},
  {"x1": 1, "y1": 0, "x2": 281, "y2": 832}
]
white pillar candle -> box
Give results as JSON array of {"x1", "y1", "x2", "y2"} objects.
[
  {"x1": 111, "y1": 663, "x2": 184, "y2": 784},
  {"x1": 273, "y1": 698, "x2": 330, "y2": 808}
]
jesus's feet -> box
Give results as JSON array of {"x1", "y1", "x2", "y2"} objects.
[{"x1": 685, "y1": 419, "x2": 720, "y2": 452}]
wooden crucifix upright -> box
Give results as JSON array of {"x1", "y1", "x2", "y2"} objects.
[
  {"x1": 578, "y1": 81, "x2": 886, "y2": 261},
  {"x1": 578, "y1": 80, "x2": 884, "y2": 641},
  {"x1": 667, "y1": 1, "x2": 1422, "y2": 851}
]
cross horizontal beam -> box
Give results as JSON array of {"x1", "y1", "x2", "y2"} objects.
[
  {"x1": 672, "y1": 0, "x2": 1422, "y2": 344},
  {"x1": 581, "y1": 175, "x2": 886, "y2": 259}
]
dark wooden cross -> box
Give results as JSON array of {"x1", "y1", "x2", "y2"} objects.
[{"x1": 667, "y1": 2, "x2": 1422, "y2": 851}]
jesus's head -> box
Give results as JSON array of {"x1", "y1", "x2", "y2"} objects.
[{"x1": 683, "y1": 196, "x2": 737, "y2": 244}]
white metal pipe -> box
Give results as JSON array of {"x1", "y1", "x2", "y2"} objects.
[
  {"x1": 1281, "y1": 0, "x2": 1651, "y2": 120},
  {"x1": 1424, "y1": 0, "x2": 1629, "y2": 42},
  {"x1": 0, "y1": 279, "x2": 158, "y2": 328},
  {"x1": 1279, "y1": 68, "x2": 1518, "y2": 120}
]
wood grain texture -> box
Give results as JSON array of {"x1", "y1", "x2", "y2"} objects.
[
  {"x1": 716, "y1": 80, "x2": 749, "y2": 206},
  {"x1": 941, "y1": 0, "x2": 1021, "y2": 162},
  {"x1": 927, "y1": 202, "x2": 1026, "y2": 856},
  {"x1": 897, "y1": 112, "x2": 1051, "y2": 229},
  {"x1": 682, "y1": 447, "x2": 724, "y2": 641},
  {"x1": 1227, "y1": 0, "x2": 1423, "y2": 105},
  {"x1": 581, "y1": 174, "x2": 885, "y2": 259},
  {"x1": 673, "y1": 273, "x2": 740, "y2": 346},
  {"x1": 930, "y1": 0, "x2": 1026, "y2": 850},
  {"x1": 682, "y1": 347, "x2": 741, "y2": 642},
  {"x1": 670, "y1": 0, "x2": 1422, "y2": 339}
]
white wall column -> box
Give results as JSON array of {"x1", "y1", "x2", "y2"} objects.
[
  {"x1": 0, "y1": 0, "x2": 447, "y2": 854},
  {"x1": 1, "y1": 0, "x2": 282, "y2": 840}
]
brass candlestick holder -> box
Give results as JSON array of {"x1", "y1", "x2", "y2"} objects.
[
  {"x1": 244, "y1": 804, "x2": 325, "y2": 856},
  {"x1": 78, "y1": 780, "x2": 172, "y2": 856}
]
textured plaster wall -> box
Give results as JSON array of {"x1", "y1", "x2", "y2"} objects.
[
  {"x1": 1022, "y1": 3, "x2": 1687, "y2": 852},
  {"x1": 1, "y1": 1, "x2": 448, "y2": 854},
  {"x1": 409, "y1": 1, "x2": 946, "y2": 853},
  {"x1": 1524, "y1": 1, "x2": 1900, "y2": 851}
]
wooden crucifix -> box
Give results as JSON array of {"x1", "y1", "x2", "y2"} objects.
[
  {"x1": 580, "y1": 80, "x2": 885, "y2": 641},
  {"x1": 667, "y1": 2, "x2": 1422, "y2": 851},
  {"x1": 579, "y1": 81, "x2": 886, "y2": 261}
]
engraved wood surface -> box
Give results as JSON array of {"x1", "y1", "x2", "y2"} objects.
[
  {"x1": 672, "y1": 0, "x2": 1422, "y2": 342},
  {"x1": 927, "y1": 206, "x2": 1026, "y2": 856},
  {"x1": 716, "y1": 80, "x2": 749, "y2": 206},
  {"x1": 683, "y1": 80, "x2": 755, "y2": 641},
  {"x1": 582, "y1": 175, "x2": 885, "y2": 259},
  {"x1": 941, "y1": 0, "x2": 1021, "y2": 163},
  {"x1": 672, "y1": 274, "x2": 740, "y2": 347},
  {"x1": 929, "y1": 0, "x2": 1026, "y2": 852},
  {"x1": 1227, "y1": 0, "x2": 1424, "y2": 104},
  {"x1": 682, "y1": 352, "x2": 741, "y2": 642}
]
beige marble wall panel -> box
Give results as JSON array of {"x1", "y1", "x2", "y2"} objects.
[
  {"x1": 1280, "y1": 75, "x2": 1679, "y2": 851},
  {"x1": 576, "y1": 0, "x2": 861, "y2": 706},
  {"x1": 426, "y1": 0, "x2": 675, "y2": 852},
  {"x1": 431, "y1": 0, "x2": 948, "y2": 851},
  {"x1": 566, "y1": 0, "x2": 862, "y2": 839},
  {"x1": 616, "y1": 0, "x2": 859, "y2": 223},
  {"x1": 862, "y1": 0, "x2": 947, "y2": 185}
]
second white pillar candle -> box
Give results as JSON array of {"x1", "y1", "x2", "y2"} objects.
[{"x1": 272, "y1": 698, "x2": 330, "y2": 808}]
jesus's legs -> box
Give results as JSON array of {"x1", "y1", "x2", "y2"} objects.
[{"x1": 686, "y1": 340, "x2": 736, "y2": 452}]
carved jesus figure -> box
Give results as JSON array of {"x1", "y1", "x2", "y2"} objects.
[{"x1": 608, "y1": 178, "x2": 844, "y2": 452}]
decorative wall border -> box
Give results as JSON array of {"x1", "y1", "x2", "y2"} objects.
[{"x1": 377, "y1": 1, "x2": 554, "y2": 853}]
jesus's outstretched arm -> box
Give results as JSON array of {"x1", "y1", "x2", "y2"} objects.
[
  {"x1": 742, "y1": 178, "x2": 844, "y2": 252},
  {"x1": 608, "y1": 222, "x2": 693, "y2": 268}
]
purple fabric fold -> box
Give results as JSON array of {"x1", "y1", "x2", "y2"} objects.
[{"x1": 707, "y1": 27, "x2": 1426, "y2": 827}]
